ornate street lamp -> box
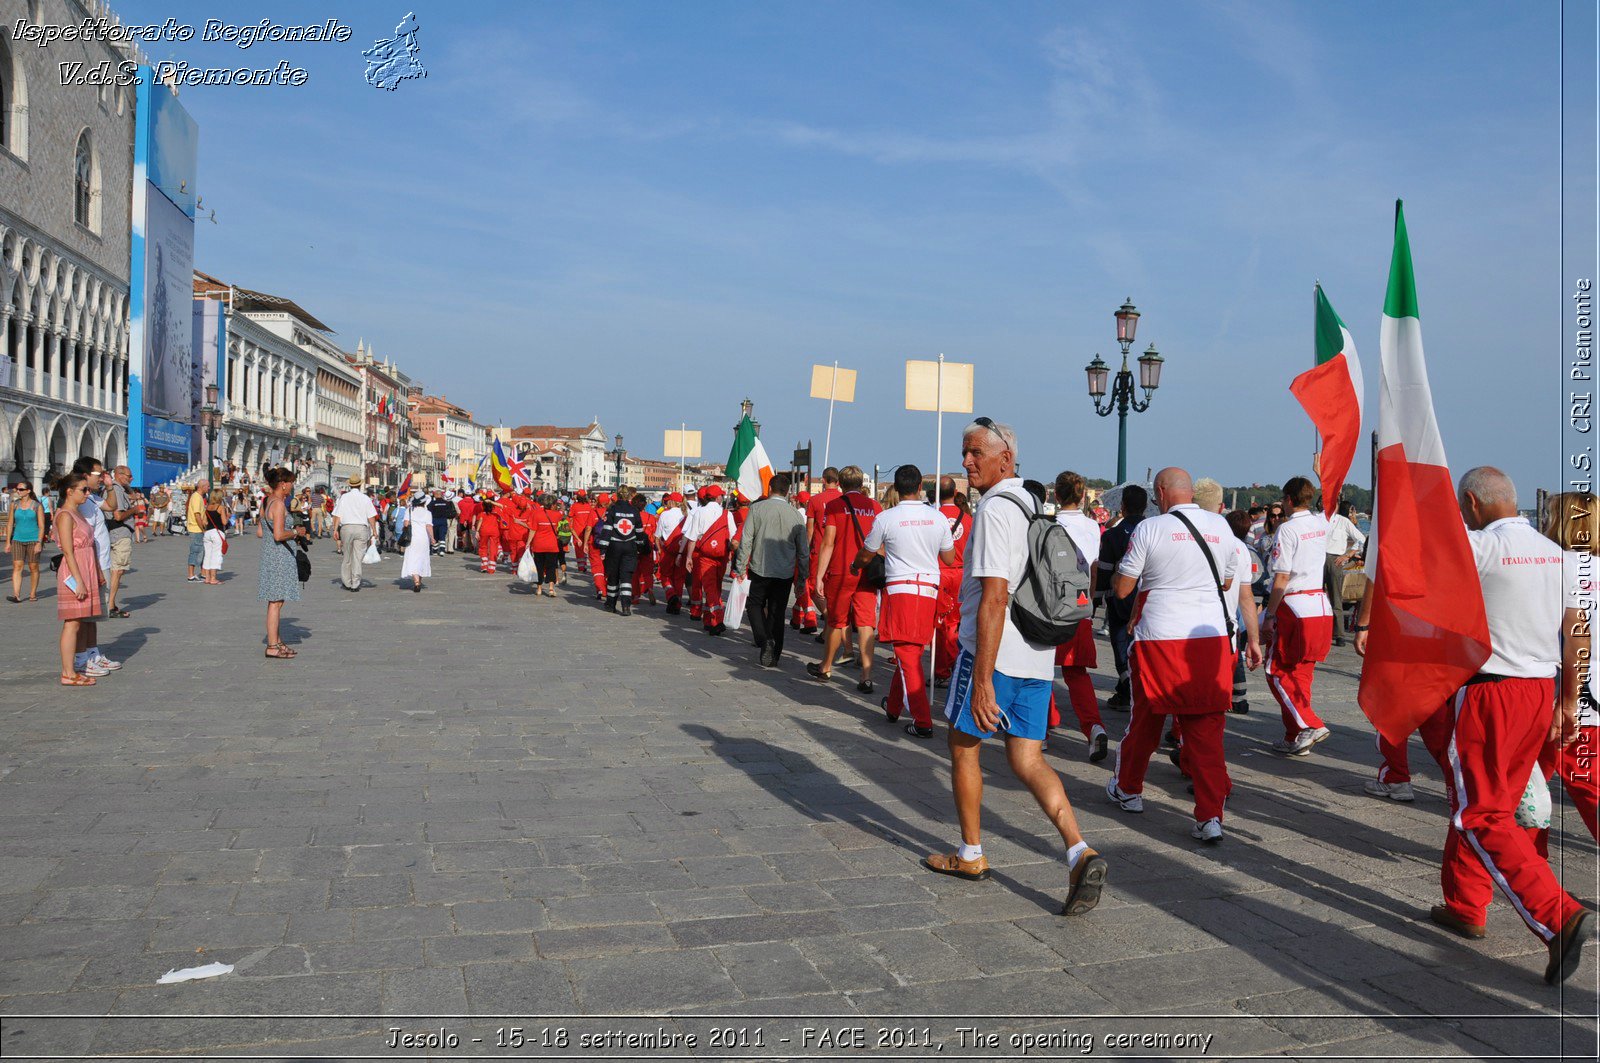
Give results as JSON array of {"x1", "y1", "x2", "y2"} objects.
[
  {"x1": 200, "y1": 383, "x2": 220, "y2": 478},
  {"x1": 325, "y1": 448, "x2": 335, "y2": 491},
  {"x1": 1086, "y1": 297, "x2": 1167, "y2": 484},
  {"x1": 613, "y1": 434, "x2": 626, "y2": 491}
]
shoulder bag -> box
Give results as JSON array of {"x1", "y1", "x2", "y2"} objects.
[{"x1": 845, "y1": 497, "x2": 886, "y2": 590}]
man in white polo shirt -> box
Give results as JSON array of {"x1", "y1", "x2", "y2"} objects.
[
  {"x1": 858, "y1": 464, "x2": 957, "y2": 738},
  {"x1": 922, "y1": 419, "x2": 1108, "y2": 918},
  {"x1": 1408, "y1": 467, "x2": 1590, "y2": 984},
  {"x1": 331, "y1": 476, "x2": 379, "y2": 592},
  {"x1": 1264, "y1": 476, "x2": 1335, "y2": 756},
  {"x1": 1108, "y1": 466, "x2": 1239, "y2": 842}
]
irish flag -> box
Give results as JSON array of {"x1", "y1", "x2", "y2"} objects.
[
  {"x1": 1357, "y1": 201, "x2": 1490, "y2": 745},
  {"x1": 1290, "y1": 284, "x2": 1364, "y2": 517},
  {"x1": 725, "y1": 414, "x2": 774, "y2": 501}
]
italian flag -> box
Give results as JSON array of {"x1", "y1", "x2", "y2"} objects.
[
  {"x1": 725, "y1": 414, "x2": 774, "y2": 501},
  {"x1": 1290, "y1": 284, "x2": 1364, "y2": 517},
  {"x1": 1357, "y1": 201, "x2": 1490, "y2": 746}
]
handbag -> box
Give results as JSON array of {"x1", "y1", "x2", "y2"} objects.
[
  {"x1": 845, "y1": 497, "x2": 886, "y2": 590},
  {"x1": 282, "y1": 540, "x2": 311, "y2": 583}
]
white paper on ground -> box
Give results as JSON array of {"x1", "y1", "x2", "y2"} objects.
[{"x1": 157, "y1": 961, "x2": 234, "y2": 984}]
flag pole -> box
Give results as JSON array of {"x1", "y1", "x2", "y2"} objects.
[
  {"x1": 930, "y1": 353, "x2": 944, "y2": 686},
  {"x1": 823, "y1": 361, "x2": 838, "y2": 471},
  {"x1": 1312, "y1": 282, "x2": 1322, "y2": 488},
  {"x1": 679, "y1": 422, "x2": 686, "y2": 493}
]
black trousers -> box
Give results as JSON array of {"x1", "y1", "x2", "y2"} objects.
[
  {"x1": 605, "y1": 548, "x2": 640, "y2": 602},
  {"x1": 748, "y1": 573, "x2": 794, "y2": 655}
]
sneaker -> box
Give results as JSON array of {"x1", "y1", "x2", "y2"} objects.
[
  {"x1": 1105, "y1": 690, "x2": 1130, "y2": 712},
  {"x1": 1230, "y1": 700, "x2": 1250, "y2": 714},
  {"x1": 1429, "y1": 904, "x2": 1487, "y2": 940},
  {"x1": 1304, "y1": 725, "x2": 1331, "y2": 747},
  {"x1": 1105, "y1": 778, "x2": 1144, "y2": 813},
  {"x1": 903, "y1": 723, "x2": 934, "y2": 739},
  {"x1": 1273, "y1": 731, "x2": 1318, "y2": 757},
  {"x1": 1088, "y1": 727, "x2": 1109, "y2": 764},
  {"x1": 1363, "y1": 779, "x2": 1416, "y2": 802},
  {"x1": 1060, "y1": 851, "x2": 1108, "y2": 916},
  {"x1": 1545, "y1": 910, "x2": 1593, "y2": 985},
  {"x1": 1191, "y1": 818, "x2": 1224, "y2": 844},
  {"x1": 92, "y1": 655, "x2": 122, "y2": 671},
  {"x1": 82, "y1": 660, "x2": 111, "y2": 677}
]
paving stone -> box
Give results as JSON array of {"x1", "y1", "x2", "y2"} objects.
[
  {"x1": 567, "y1": 950, "x2": 740, "y2": 1011},
  {"x1": 450, "y1": 899, "x2": 548, "y2": 934},
  {"x1": 534, "y1": 923, "x2": 678, "y2": 958},
  {"x1": 423, "y1": 932, "x2": 537, "y2": 966},
  {"x1": 668, "y1": 910, "x2": 846, "y2": 948},
  {"x1": 545, "y1": 893, "x2": 658, "y2": 927},
  {"x1": 232, "y1": 878, "x2": 330, "y2": 914},
  {"x1": 327, "y1": 875, "x2": 413, "y2": 908},
  {"x1": 307, "y1": 938, "x2": 425, "y2": 974},
  {"x1": 382, "y1": 967, "x2": 469, "y2": 1015},
  {"x1": 713, "y1": 941, "x2": 831, "y2": 998},
  {"x1": 461, "y1": 960, "x2": 576, "y2": 1014},
  {"x1": 351, "y1": 905, "x2": 456, "y2": 940}
]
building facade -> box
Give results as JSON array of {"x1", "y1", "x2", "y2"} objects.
[
  {"x1": 1, "y1": 0, "x2": 137, "y2": 483},
  {"x1": 509, "y1": 423, "x2": 609, "y2": 491},
  {"x1": 410, "y1": 393, "x2": 486, "y2": 487},
  {"x1": 348, "y1": 340, "x2": 417, "y2": 490}
]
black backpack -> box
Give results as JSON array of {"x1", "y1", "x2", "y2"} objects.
[{"x1": 993, "y1": 493, "x2": 1092, "y2": 645}]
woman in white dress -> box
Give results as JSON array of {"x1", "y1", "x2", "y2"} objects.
[{"x1": 400, "y1": 496, "x2": 434, "y2": 592}]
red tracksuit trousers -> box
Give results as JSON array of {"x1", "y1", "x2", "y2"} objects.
[
  {"x1": 1540, "y1": 725, "x2": 1600, "y2": 842},
  {"x1": 1048, "y1": 667, "x2": 1103, "y2": 736},
  {"x1": 791, "y1": 566, "x2": 818, "y2": 627},
  {"x1": 1267, "y1": 607, "x2": 1331, "y2": 741},
  {"x1": 478, "y1": 534, "x2": 501, "y2": 573},
  {"x1": 1116, "y1": 708, "x2": 1230, "y2": 823},
  {"x1": 1421, "y1": 678, "x2": 1582, "y2": 939},
  {"x1": 886, "y1": 643, "x2": 933, "y2": 729},
  {"x1": 694, "y1": 556, "x2": 726, "y2": 627},
  {"x1": 589, "y1": 544, "x2": 607, "y2": 597}
]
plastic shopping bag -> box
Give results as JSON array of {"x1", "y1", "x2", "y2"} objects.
[
  {"x1": 516, "y1": 551, "x2": 537, "y2": 584},
  {"x1": 362, "y1": 539, "x2": 381, "y2": 565},
  {"x1": 724, "y1": 576, "x2": 750, "y2": 631},
  {"x1": 1514, "y1": 765, "x2": 1552, "y2": 830}
]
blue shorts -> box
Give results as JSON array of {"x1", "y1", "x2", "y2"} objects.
[
  {"x1": 188, "y1": 532, "x2": 204, "y2": 566},
  {"x1": 942, "y1": 648, "x2": 1052, "y2": 741}
]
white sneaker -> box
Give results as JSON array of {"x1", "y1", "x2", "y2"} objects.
[
  {"x1": 1305, "y1": 725, "x2": 1331, "y2": 747},
  {"x1": 1274, "y1": 730, "x2": 1318, "y2": 757},
  {"x1": 82, "y1": 660, "x2": 110, "y2": 677},
  {"x1": 1191, "y1": 818, "x2": 1224, "y2": 843},
  {"x1": 1363, "y1": 779, "x2": 1415, "y2": 802},
  {"x1": 92, "y1": 655, "x2": 122, "y2": 670},
  {"x1": 1105, "y1": 778, "x2": 1144, "y2": 813}
]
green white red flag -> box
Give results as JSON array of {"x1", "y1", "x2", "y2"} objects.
[
  {"x1": 1357, "y1": 201, "x2": 1490, "y2": 745},
  {"x1": 1290, "y1": 285, "x2": 1364, "y2": 517},
  {"x1": 725, "y1": 415, "x2": 773, "y2": 501}
]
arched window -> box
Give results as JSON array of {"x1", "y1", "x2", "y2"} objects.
[
  {"x1": 74, "y1": 130, "x2": 94, "y2": 229},
  {"x1": 0, "y1": 27, "x2": 24, "y2": 158}
]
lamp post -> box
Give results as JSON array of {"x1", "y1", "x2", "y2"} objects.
[
  {"x1": 325, "y1": 448, "x2": 334, "y2": 491},
  {"x1": 613, "y1": 434, "x2": 625, "y2": 491},
  {"x1": 199, "y1": 383, "x2": 220, "y2": 480},
  {"x1": 1085, "y1": 297, "x2": 1165, "y2": 484}
]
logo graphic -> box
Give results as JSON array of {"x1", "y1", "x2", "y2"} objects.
[
  {"x1": 363, "y1": 12, "x2": 426, "y2": 90},
  {"x1": 616, "y1": 518, "x2": 636, "y2": 537}
]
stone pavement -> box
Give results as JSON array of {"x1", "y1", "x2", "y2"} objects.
[{"x1": 0, "y1": 530, "x2": 1594, "y2": 1060}]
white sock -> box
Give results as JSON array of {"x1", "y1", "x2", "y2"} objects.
[
  {"x1": 957, "y1": 842, "x2": 983, "y2": 863},
  {"x1": 1066, "y1": 841, "x2": 1089, "y2": 871}
]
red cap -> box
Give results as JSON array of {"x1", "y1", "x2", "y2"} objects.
[
  {"x1": 795, "y1": 491, "x2": 811, "y2": 504},
  {"x1": 666, "y1": 492, "x2": 684, "y2": 502},
  {"x1": 703, "y1": 484, "x2": 724, "y2": 500}
]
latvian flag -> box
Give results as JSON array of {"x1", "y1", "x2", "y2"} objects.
[
  {"x1": 1290, "y1": 285, "x2": 1364, "y2": 517},
  {"x1": 1357, "y1": 201, "x2": 1490, "y2": 745}
]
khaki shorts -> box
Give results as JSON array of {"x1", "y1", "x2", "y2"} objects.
[{"x1": 109, "y1": 536, "x2": 134, "y2": 572}]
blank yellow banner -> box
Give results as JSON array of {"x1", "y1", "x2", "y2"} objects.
[
  {"x1": 905, "y1": 360, "x2": 974, "y2": 413},
  {"x1": 664, "y1": 429, "x2": 703, "y2": 459},
  {"x1": 810, "y1": 364, "x2": 857, "y2": 403}
]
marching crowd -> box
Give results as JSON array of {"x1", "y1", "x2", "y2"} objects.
[{"x1": 3, "y1": 416, "x2": 1594, "y2": 985}]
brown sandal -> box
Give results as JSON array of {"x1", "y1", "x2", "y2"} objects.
[
  {"x1": 60, "y1": 673, "x2": 96, "y2": 686},
  {"x1": 923, "y1": 851, "x2": 992, "y2": 881},
  {"x1": 265, "y1": 644, "x2": 297, "y2": 659}
]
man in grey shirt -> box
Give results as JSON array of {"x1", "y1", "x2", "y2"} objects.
[
  {"x1": 733, "y1": 473, "x2": 810, "y2": 667},
  {"x1": 104, "y1": 465, "x2": 137, "y2": 618}
]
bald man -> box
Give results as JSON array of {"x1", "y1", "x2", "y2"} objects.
[
  {"x1": 1108, "y1": 467, "x2": 1239, "y2": 843},
  {"x1": 1385, "y1": 467, "x2": 1590, "y2": 983}
]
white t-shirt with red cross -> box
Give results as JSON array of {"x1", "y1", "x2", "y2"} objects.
[
  {"x1": 1270, "y1": 509, "x2": 1333, "y2": 619},
  {"x1": 1117, "y1": 503, "x2": 1239, "y2": 642},
  {"x1": 1056, "y1": 509, "x2": 1102, "y2": 581},
  {"x1": 864, "y1": 500, "x2": 952, "y2": 589},
  {"x1": 681, "y1": 499, "x2": 726, "y2": 543},
  {"x1": 1470, "y1": 516, "x2": 1563, "y2": 678}
]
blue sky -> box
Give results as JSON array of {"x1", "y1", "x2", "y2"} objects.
[{"x1": 118, "y1": 0, "x2": 1567, "y2": 496}]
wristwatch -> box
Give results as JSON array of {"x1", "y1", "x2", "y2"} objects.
[{"x1": 1351, "y1": 623, "x2": 1369, "y2": 632}]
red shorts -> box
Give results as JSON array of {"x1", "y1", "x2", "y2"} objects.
[
  {"x1": 1131, "y1": 635, "x2": 1233, "y2": 715},
  {"x1": 825, "y1": 574, "x2": 879, "y2": 630},
  {"x1": 1053, "y1": 618, "x2": 1097, "y2": 668},
  {"x1": 878, "y1": 579, "x2": 939, "y2": 644}
]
